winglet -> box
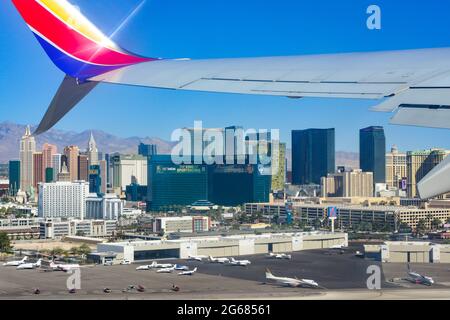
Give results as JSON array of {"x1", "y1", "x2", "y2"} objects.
[
  {"x1": 11, "y1": 0, "x2": 156, "y2": 135},
  {"x1": 12, "y1": 0, "x2": 153, "y2": 80},
  {"x1": 33, "y1": 76, "x2": 98, "y2": 135}
]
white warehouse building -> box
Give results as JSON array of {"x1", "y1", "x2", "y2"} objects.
[
  {"x1": 96, "y1": 231, "x2": 348, "y2": 262},
  {"x1": 38, "y1": 181, "x2": 89, "y2": 219}
]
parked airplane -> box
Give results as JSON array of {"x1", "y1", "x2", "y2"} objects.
[
  {"x1": 174, "y1": 264, "x2": 189, "y2": 271},
  {"x1": 267, "y1": 253, "x2": 292, "y2": 260},
  {"x1": 187, "y1": 255, "x2": 208, "y2": 262},
  {"x1": 178, "y1": 267, "x2": 198, "y2": 276},
  {"x1": 230, "y1": 258, "x2": 251, "y2": 266},
  {"x1": 149, "y1": 261, "x2": 173, "y2": 269},
  {"x1": 208, "y1": 256, "x2": 230, "y2": 264},
  {"x1": 136, "y1": 265, "x2": 151, "y2": 271},
  {"x1": 265, "y1": 269, "x2": 319, "y2": 288},
  {"x1": 330, "y1": 244, "x2": 346, "y2": 250},
  {"x1": 156, "y1": 266, "x2": 175, "y2": 273},
  {"x1": 406, "y1": 264, "x2": 434, "y2": 286},
  {"x1": 17, "y1": 259, "x2": 42, "y2": 270},
  {"x1": 2, "y1": 256, "x2": 28, "y2": 267},
  {"x1": 48, "y1": 261, "x2": 80, "y2": 272},
  {"x1": 12, "y1": 0, "x2": 450, "y2": 199}
]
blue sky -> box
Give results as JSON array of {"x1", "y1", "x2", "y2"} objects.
[{"x1": 1, "y1": 0, "x2": 450, "y2": 152}]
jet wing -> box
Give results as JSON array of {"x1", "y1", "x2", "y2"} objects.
[{"x1": 90, "y1": 47, "x2": 450, "y2": 129}]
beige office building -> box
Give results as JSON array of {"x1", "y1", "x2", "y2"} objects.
[
  {"x1": 407, "y1": 149, "x2": 449, "y2": 198},
  {"x1": 19, "y1": 126, "x2": 36, "y2": 193},
  {"x1": 321, "y1": 169, "x2": 373, "y2": 198},
  {"x1": 386, "y1": 145, "x2": 407, "y2": 189}
]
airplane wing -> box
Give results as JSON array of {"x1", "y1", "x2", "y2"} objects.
[{"x1": 90, "y1": 47, "x2": 450, "y2": 130}]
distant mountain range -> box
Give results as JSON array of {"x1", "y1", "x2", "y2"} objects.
[
  {"x1": 0, "y1": 122, "x2": 359, "y2": 169},
  {"x1": 0, "y1": 122, "x2": 175, "y2": 162}
]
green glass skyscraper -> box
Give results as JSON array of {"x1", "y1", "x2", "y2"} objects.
[
  {"x1": 291, "y1": 129, "x2": 335, "y2": 185},
  {"x1": 360, "y1": 126, "x2": 386, "y2": 184},
  {"x1": 9, "y1": 160, "x2": 20, "y2": 196}
]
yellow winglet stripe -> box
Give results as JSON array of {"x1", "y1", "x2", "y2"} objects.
[{"x1": 37, "y1": 0, "x2": 121, "y2": 52}]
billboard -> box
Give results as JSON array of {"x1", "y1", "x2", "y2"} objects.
[
  {"x1": 327, "y1": 206, "x2": 338, "y2": 218},
  {"x1": 401, "y1": 177, "x2": 407, "y2": 191}
]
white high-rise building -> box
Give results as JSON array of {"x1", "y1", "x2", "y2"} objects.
[
  {"x1": 52, "y1": 154, "x2": 62, "y2": 181},
  {"x1": 86, "y1": 193, "x2": 123, "y2": 220},
  {"x1": 38, "y1": 181, "x2": 89, "y2": 219},
  {"x1": 20, "y1": 126, "x2": 36, "y2": 193},
  {"x1": 87, "y1": 132, "x2": 99, "y2": 167}
]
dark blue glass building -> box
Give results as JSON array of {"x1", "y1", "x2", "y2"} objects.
[
  {"x1": 291, "y1": 129, "x2": 335, "y2": 185},
  {"x1": 138, "y1": 143, "x2": 158, "y2": 157},
  {"x1": 359, "y1": 126, "x2": 386, "y2": 184}
]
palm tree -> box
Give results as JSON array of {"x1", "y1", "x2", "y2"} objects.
[
  {"x1": 416, "y1": 219, "x2": 428, "y2": 235},
  {"x1": 431, "y1": 218, "x2": 442, "y2": 231}
]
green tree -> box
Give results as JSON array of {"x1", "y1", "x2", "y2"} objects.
[
  {"x1": 0, "y1": 232, "x2": 12, "y2": 253},
  {"x1": 78, "y1": 244, "x2": 91, "y2": 256},
  {"x1": 51, "y1": 247, "x2": 66, "y2": 256},
  {"x1": 431, "y1": 218, "x2": 442, "y2": 230},
  {"x1": 313, "y1": 218, "x2": 322, "y2": 230},
  {"x1": 416, "y1": 219, "x2": 428, "y2": 235}
]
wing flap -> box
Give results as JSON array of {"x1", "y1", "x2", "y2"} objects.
[{"x1": 390, "y1": 105, "x2": 450, "y2": 129}]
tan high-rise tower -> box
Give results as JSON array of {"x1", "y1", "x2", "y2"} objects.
[
  {"x1": 42, "y1": 143, "x2": 57, "y2": 174},
  {"x1": 19, "y1": 126, "x2": 36, "y2": 193},
  {"x1": 407, "y1": 149, "x2": 449, "y2": 198},
  {"x1": 64, "y1": 145, "x2": 80, "y2": 181},
  {"x1": 386, "y1": 145, "x2": 407, "y2": 189}
]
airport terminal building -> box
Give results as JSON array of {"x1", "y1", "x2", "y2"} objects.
[{"x1": 95, "y1": 231, "x2": 348, "y2": 263}]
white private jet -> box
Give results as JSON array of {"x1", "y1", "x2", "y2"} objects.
[
  {"x1": 156, "y1": 266, "x2": 175, "y2": 273},
  {"x1": 48, "y1": 261, "x2": 80, "y2": 272},
  {"x1": 16, "y1": 259, "x2": 42, "y2": 270},
  {"x1": 230, "y1": 258, "x2": 251, "y2": 266},
  {"x1": 187, "y1": 255, "x2": 208, "y2": 262},
  {"x1": 330, "y1": 244, "x2": 346, "y2": 250},
  {"x1": 208, "y1": 256, "x2": 230, "y2": 264},
  {"x1": 174, "y1": 264, "x2": 189, "y2": 271},
  {"x1": 2, "y1": 256, "x2": 28, "y2": 267},
  {"x1": 149, "y1": 261, "x2": 173, "y2": 269},
  {"x1": 406, "y1": 264, "x2": 435, "y2": 286},
  {"x1": 265, "y1": 269, "x2": 319, "y2": 288},
  {"x1": 267, "y1": 252, "x2": 292, "y2": 260},
  {"x1": 136, "y1": 265, "x2": 151, "y2": 270},
  {"x1": 178, "y1": 267, "x2": 198, "y2": 276}
]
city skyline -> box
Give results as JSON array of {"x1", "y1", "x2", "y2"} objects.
[{"x1": 2, "y1": 1, "x2": 450, "y2": 152}]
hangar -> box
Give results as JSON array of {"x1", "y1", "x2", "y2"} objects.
[
  {"x1": 95, "y1": 231, "x2": 348, "y2": 263},
  {"x1": 364, "y1": 241, "x2": 450, "y2": 263}
]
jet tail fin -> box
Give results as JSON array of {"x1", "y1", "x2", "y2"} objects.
[
  {"x1": 265, "y1": 268, "x2": 273, "y2": 278},
  {"x1": 33, "y1": 76, "x2": 98, "y2": 135}
]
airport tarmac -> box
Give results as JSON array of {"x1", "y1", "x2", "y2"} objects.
[{"x1": 1, "y1": 247, "x2": 450, "y2": 300}]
